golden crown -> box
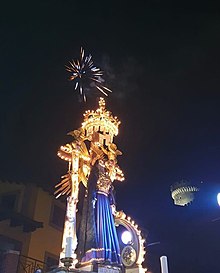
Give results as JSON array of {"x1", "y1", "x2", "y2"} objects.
[{"x1": 81, "y1": 97, "x2": 121, "y2": 142}]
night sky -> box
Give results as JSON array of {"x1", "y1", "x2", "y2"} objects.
[{"x1": 1, "y1": 2, "x2": 220, "y2": 273}]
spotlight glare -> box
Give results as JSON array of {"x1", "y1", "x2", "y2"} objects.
[
  {"x1": 121, "y1": 231, "x2": 132, "y2": 244},
  {"x1": 217, "y1": 193, "x2": 220, "y2": 206}
]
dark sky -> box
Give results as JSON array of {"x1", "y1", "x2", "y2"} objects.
[{"x1": 1, "y1": 2, "x2": 220, "y2": 273}]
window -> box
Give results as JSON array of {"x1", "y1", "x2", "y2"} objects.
[
  {"x1": 44, "y1": 252, "x2": 59, "y2": 271},
  {"x1": 0, "y1": 193, "x2": 18, "y2": 211},
  {"x1": 0, "y1": 235, "x2": 22, "y2": 252},
  {"x1": 50, "y1": 202, "x2": 65, "y2": 230}
]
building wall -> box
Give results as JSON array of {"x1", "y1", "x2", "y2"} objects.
[
  {"x1": 0, "y1": 181, "x2": 64, "y2": 265},
  {"x1": 28, "y1": 187, "x2": 63, "y2": 261},
  {"x1": 0, "y1": 182, "x2": 31, "y2": 256}
]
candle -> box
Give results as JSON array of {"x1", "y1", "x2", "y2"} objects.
[
  {"x1": 160, "y1": 256, "x2": 169, "y2": 273},
  {"x1": 65, "y1": 236, "x2": 73, "y2": 258}
]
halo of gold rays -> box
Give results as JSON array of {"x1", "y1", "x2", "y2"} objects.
[
  {"x1": 66, "y1": 47, "x2": 112, "y2": 101},
  {"x1": 54, "y1": 172, "x2": 72, "y2": 199}
]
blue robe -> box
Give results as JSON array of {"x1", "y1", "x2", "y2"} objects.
[{"x1": 77, "y1": 165, "x2": 121, "y2": 266}]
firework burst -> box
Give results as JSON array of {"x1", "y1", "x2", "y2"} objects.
[{"x1": 66, "y1": 47, "x2": 112, "y2": 101}]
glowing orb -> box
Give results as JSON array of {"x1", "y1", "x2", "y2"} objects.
[
  {"x1": 121, "y1": 230, "x2": 132, "y2": 244},
  {"x1": 217, "y1": 193, "x2": 220, "y2": 206},
  {"x1": 34, "y1": 269, "x2": 43, "y2": 273}
]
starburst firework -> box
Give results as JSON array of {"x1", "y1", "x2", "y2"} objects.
[{"x1": 66, "y1": 47, "x2": 112, "y2": 101}]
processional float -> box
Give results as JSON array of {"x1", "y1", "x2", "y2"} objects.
[{"x1": 53, "y1": 49, "x2": 146, "y2": 273}]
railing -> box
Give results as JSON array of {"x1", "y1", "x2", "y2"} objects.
[{"x1": 16, "y1": 255, "x2": 46, "y2": 273}]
